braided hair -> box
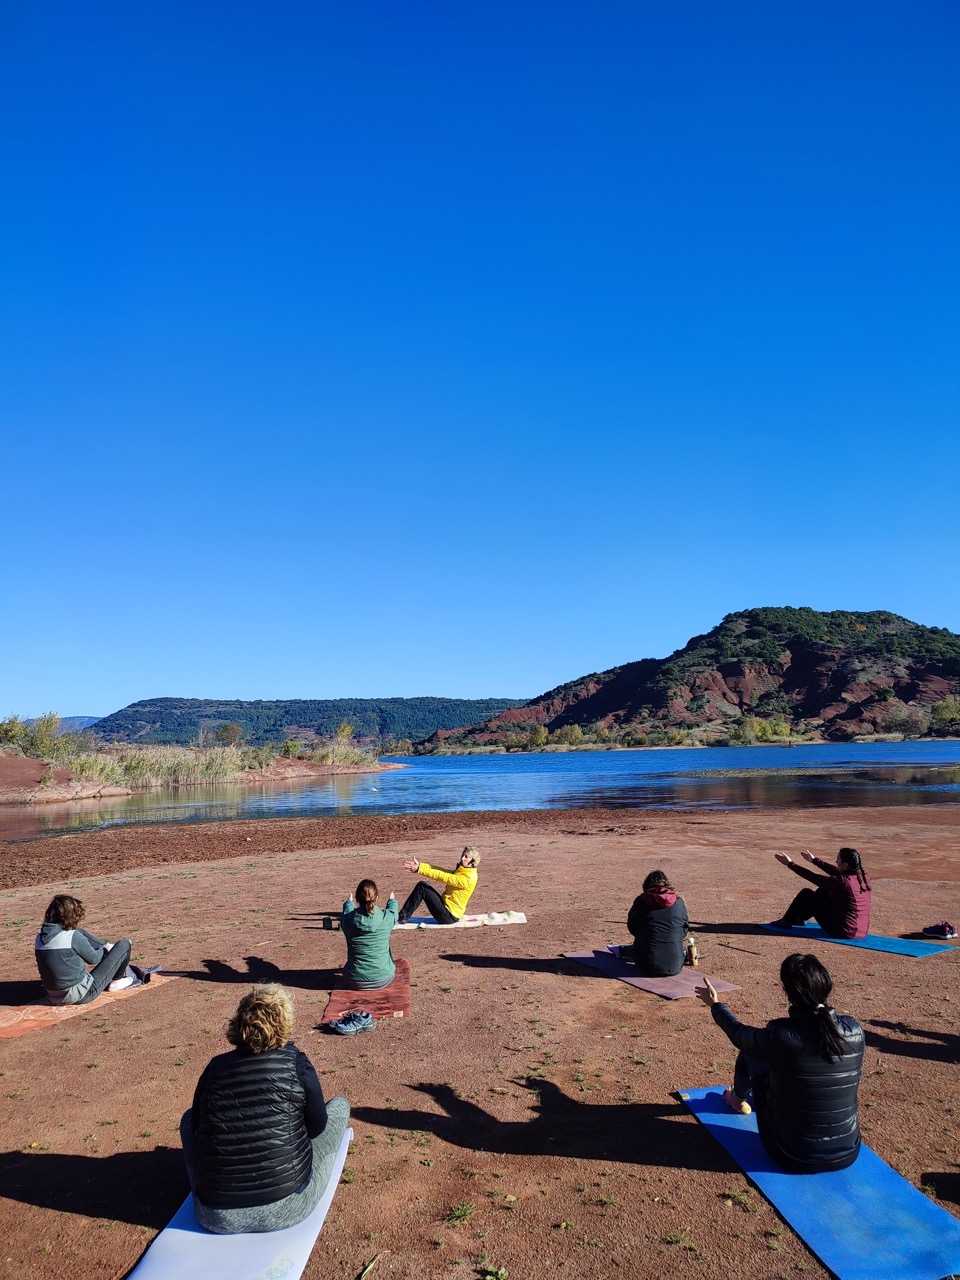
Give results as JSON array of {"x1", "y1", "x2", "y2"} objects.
[
  {"x1": 780, "y1": 953, "x2": 848, "y2": 1061},
  {"x1": 837, "y1": 847, "x2": 871, "y2": 894}
]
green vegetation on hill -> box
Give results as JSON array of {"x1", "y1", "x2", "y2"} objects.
[
  {"x1": 423, "y1": 608, "x2": 960, "y2": 752},
  {"x1": 92, "y1": 696, "x2": 526, "y2": 747}
]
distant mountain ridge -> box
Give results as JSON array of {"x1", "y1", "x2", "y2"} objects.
[
  {"x1": 425, "y1": 608, "x2": 960, "y2": 749},
  {"x1": 92, "y1": 696, "x2": 527, "y2": 747}
]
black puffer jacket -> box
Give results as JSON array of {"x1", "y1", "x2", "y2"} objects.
[
  {"x1": 190, "y1": 1042, "x2": 326, "y2": 1208},
  {"x1": 712, "y1": 1003, "x2": 864, "y2": 1172},
  {"x1": 627, "y1": 892, "x2": 689, "y2": 976}
]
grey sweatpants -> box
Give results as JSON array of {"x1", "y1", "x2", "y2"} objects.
[{"x1": 180, "y1": 1096, "x2": 350, "y2": 1234}]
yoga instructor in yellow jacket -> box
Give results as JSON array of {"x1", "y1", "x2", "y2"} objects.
[{"x1": 397, "y1": 846, "x2": 480, "y2": 924}]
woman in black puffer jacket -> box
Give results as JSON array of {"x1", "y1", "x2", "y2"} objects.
[
  {"x1": 181, "y1": 985, "x2": 350, "y2": 1232},
  {"x1": 697, "y1": 954, "x2": 864, "y2": 1173}
]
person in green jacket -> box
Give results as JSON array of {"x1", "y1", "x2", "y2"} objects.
[
  {"x1": 341, "y1": 880, "x2": 398, "y2": 989},
  {"x1": 397, "y1": 847, "x2": 480, "y2": 924}
]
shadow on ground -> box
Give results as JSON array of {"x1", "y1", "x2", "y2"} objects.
[
  {"x1": 864, "y1": 1019, "x2": 960, "y2": 1065},
  {"x1": 175, "y1": 957, "x2": 340, "y2": 990},
  {"x1": 921, "y1": 1171, "x2": 960, "y2": 1205},
  {"x1": 0, "y1": 1147, "x2": 187, "y2": 1227},
  {"x1": 0, "y1": 979, "x2": 47, "y2": 1005},
  {"x1": 353, "y1": 1078, "x2": 733, "y2": 1170},
  {"x1": 439, "y1": 954, "x2": 586, "y2": 976}
]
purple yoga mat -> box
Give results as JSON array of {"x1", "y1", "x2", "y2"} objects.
[{"x1": 563, "y1": 947, "x2": 740, "y2": 1000}]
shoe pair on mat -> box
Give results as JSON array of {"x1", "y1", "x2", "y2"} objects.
[
  {"x1": 329, "y1": 1009, "x2": 376, "y2": 1036},
  {"x1": 922, "y1": 921, "x2": 958, "y2": 940}
]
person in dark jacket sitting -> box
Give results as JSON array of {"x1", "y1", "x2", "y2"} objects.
[
  {"x1": 626, "y1": 870, "x2": 690, "y2": 977},
  {"x1": 771, "y1": 847, "x2": 872, "y2": 939},
  {"x1": 180, "y1": 985, "x2": 350, "y2": 1233},
  {"x1": 696, "y1": 953, "x2": 864, "y2": 1173}
]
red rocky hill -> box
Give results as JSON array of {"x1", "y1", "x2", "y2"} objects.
[{"x1": 424, "y1": 607, "x2": 960, "y2": 749}]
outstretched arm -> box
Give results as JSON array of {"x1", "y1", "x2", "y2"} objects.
[{"x1": 775, "y1": 852, "x2": 826, "y2": 886}]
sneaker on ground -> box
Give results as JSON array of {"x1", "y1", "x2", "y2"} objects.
[
  {"x1": 922, "y1": 921, "x2": 958, "y2": 939},
  {"x1": 108, "y1": 975, "x2": 142, "y2": 992}
]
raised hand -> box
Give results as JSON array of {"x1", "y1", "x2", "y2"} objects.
[
  {"x1": 800, "y1": 849, "x2": 816, "y2": 863},
  {"x1": 696, "y1": 977, "x2": 719, "y2": 1007},
  {"x1": 402, "y1": 859, "x2": 419, "y2": 873},
  {"x1": 774, "y1": 852, "x2": 792, "y2": 866}
]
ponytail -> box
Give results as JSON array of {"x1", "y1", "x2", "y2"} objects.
[
  {"x1": 838, "y1": 847, "x2": 871, "y2": 894},
  {"x1": 356, "y1": 879, "x2": 379, "y2": 915},
  {"x1": 813, "y1": 1002, "x2": 848, "y2": 1062},
  {"x1": 780, "y1": 953, "x2": 850, "y2": 1062}
]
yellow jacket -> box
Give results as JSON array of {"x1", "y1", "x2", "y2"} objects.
[{"x1": 417, "y1": 861, "x2": 478, "y2": 919}]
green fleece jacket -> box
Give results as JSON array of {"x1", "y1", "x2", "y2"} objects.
[{"x1": 341, "y1": 899, "x2": 398, "y2": 985}]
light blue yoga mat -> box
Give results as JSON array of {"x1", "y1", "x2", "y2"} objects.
[
  {"x1": 759, "y1": 921, "x2": 955, "y2": 957},
  {"x1": 127, "y1": 1127, "x2": 353, "y2": 1280},
  {"x1": 679, "y1": 1087, "x2": 960, "y2": 1280}
]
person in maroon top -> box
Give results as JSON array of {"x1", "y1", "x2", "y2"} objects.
[{"x1": 770, "y1": 848, "x2": 872, "y2": 939}]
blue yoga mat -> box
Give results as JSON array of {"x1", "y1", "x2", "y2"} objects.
[
  {"x1": 679, "y1": 1086, "x2": 960, "y2": 1280},
  {"x1": 759, "y1": 922, "x2": 955, "y2": 957}
]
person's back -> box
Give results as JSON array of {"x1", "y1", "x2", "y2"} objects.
[
  {"x1": 194, "y1": 1042, "x2": 312, "y2": 1208},
  {"x1": 342, "y1": 879, "x2": 397, "y2": 988},
  {"x1": 744, "y1": 1009, "x2": 864, "y2": 1171},
  {"x1": 701, "y1": 952, "x2": 865, "y2": 1175},
  {"x1": 342, "y1": 904, "x2": 397, "y2": 986},
  {"x1": 628, "y1": 871, "x2": 689, "y2": 977},
  {"x1": 828, "y1": 869, "x2": 871, "y2": 939}
]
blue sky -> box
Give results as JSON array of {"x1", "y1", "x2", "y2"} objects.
[{"x1": 2, "y1": 1, "x2": 958, "y2": 717}]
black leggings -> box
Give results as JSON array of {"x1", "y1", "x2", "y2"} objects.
[
  {"x1": 398, "y1": 882, "x2": 458, "y2": 925},
  {"x1": 783, "y1": 886, "x2": 842, "y2": 937}
]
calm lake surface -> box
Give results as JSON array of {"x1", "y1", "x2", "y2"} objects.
[{"x1": 7, "y1": 740, "x2": 960, "y2": 840}]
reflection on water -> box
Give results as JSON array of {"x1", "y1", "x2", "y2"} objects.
[{"x1": 3, "y1": 741, "x2": 960, "y2": 840}]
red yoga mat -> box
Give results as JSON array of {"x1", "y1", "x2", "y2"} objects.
[{"x1": 321, "y1": 957, "x2": 411, "y2": 1024}]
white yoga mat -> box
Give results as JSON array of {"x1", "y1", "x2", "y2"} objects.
[
  {"x1": 394, "y1": 910, "x2": 527, "y2": 930},
  {"x1": 127, "y1": 1126, "x2": 353, "y2": 1280}
]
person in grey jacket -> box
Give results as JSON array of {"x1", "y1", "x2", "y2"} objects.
[
  {"x1": 697, "y1": 953, "x2": 864, "y2": 1173},
  {"x1": 34, "y1": 894, "x2": 140, "y2": 1004}
]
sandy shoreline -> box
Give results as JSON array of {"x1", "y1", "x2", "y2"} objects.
[{"x1": 1, "y1": 806, "x2": 958, "y2": 1279}]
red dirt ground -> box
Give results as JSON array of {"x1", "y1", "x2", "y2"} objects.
[{"x1": 0, "y1": 806, "x2": 958, "y2": 1280}]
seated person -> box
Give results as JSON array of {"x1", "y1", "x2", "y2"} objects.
[
  {"x1": 34, "y1": 893, "x2": 154, "y2": 1004},
  {"x1": 771, "y1": 847, "x2": 872, "y2": 939},
  {"x1": 697, "y1": 953, "x2": 864, "y2": 1173},
  {"x1": 626, "y1": 869, "x2": 690, "y2": 977},
  {"x1": 341, "y1": 878, "x2": 398, "y2": 989},
  {"x1": 181, "y1": 984, "x2": 350, "y2": 1234},
  {"x1": 398, "y1": 846, "x2": 480, "y2": 924}
]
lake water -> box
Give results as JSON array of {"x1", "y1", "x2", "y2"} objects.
[{"x1": 6, "y1": 740, "x2": 960, "y2": 840}]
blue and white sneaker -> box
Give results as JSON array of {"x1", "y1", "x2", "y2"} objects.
[{"x1": 329, "y1": 1009, "x2": 376, "y2": 1035}]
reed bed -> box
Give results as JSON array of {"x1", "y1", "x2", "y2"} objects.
[{"x1": 48, "y1": 744, "x2": 253, "y2": 789}]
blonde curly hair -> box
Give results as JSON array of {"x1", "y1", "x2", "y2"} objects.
[{"x1": 226, "y1": 984, "x2": 295, "y2": 1054}]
